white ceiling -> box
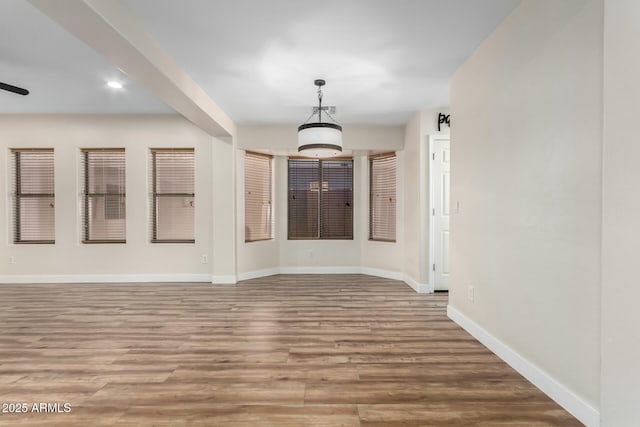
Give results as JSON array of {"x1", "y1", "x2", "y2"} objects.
[
  {"x1": 0, "y1": 0, "x2": 520, "y2": 126},
  {"x1": 0, "y1": 0, "x2": 172, "y2": 114}
]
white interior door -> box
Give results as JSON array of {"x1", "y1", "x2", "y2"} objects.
[{"x1": 432, "y1": 138, "x2": 450, "y2": 291}]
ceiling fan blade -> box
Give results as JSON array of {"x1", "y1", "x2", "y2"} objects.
[{"x1": 0, "y1": 82, "x2": 29, "y2": 96}]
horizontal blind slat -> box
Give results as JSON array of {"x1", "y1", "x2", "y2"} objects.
[
  {"x1": 150, "y1": 148, "x2": 195, "y2": 242},
  {"x1": 245, "y1": 151, "x2": 273, "y2": 242},
  {"x1": 287, "y1": 158, "x2": 352, "y2": 240},
  {"x1": 369, "y1": 153, "x2": 396, "y2": 241},
  {"x1": 11, "y1": 149, "x2": 55, "y2": 243},
  {"x1": 321, "y1": 160, "x2": 353, "y2": 239},
  {"x1": 288, "y1": 159, "x2": 320, "y2": 239},
  {"x1": 82, "y1": 149, "x2": 126, "y2": 243}
]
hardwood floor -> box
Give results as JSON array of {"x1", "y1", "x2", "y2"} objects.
[{"x1": 0, "y1": 275, "x2": 581, "y2": 426}]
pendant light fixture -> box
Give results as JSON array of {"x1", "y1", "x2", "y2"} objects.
[{"x1": 297, "y1": 79, "x2": 343, "y2": 157}]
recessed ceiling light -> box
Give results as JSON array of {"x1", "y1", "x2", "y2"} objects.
[{"x1": 107, "y1": 81, "x2": 123, "y2": 89}]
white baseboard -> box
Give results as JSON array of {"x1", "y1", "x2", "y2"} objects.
[
  {"x1": 236, "y1": 267, "x2": 423, "y2": 292},
  {"x1": 361, "y1": 267, "x2": 403, "y2": 281},
  {"x1": 237, "y1": 268, "x2": 280, "y2": 282},
  {"x1": 0, "y1": 269, "x2": 433, "y2": 296},
  {"x1": 403, "y1": 274, "x2": 433, "y2": 293},
  {"x1": 0, "y1": 274, "x2": 211, "y2": 284},
  {"x1": 211, "y1": 275, "x2": 237, "y2": 285},
  {"x1": 420, "y1": 283, "x2": 434, "y2": 293},
  {"x1": 447, "y1": 305, "x2": 600, "y2": 427},
  {"x1": 278, "y1": 266, "x2": 361, "y2": 275}
]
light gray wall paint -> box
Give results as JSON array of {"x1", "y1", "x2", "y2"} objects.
[
  {"x1": 601, "y1": 0, "x2": 640, "y2": 425},
  {"x1": 0, "y1": 115, "x2": 215, "y2": 279},
  {"x1": 450, "y1": 0, "x2": 603, "y2": 409}
]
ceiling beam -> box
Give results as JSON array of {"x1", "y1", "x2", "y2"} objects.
[{"x1": 28, "y1": 0, "x2": 236, "y2": 138}]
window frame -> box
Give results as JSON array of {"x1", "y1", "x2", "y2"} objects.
[
  {"x1": 369, "y1": 152, "x2": 397, "y2": 242},
  {"x1": 11, "y1": 148, "x2": 55, "y2": 244},
  {"x1": 81, "y1": 148, "x2": 126, "y2": 244},
  {"x1": 244, "y1": 151, "x2": 274, "y2": 243},
  {"x1": 287, "y1": 157, "x2": 354, "y2": 241},
  {"x1": 150, "y1": 148, "x2": 196, "y2": 244}
]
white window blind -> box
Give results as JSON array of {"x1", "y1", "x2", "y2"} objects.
[
  {"x1": 369, "y1": 153, "x2": 396, "y2": 242},
  {"x1": 81, "y1": 148, "x2": 126, "y2": 243},
  {"x1": 288, "y1": 158, "x2": 353, "y2": 240},
  {"x1": 11, "y1": 149, "x2": 55, "y2": 244},
  {"x1": 150, "y1": 148, "x2": 195, "y2": 243},
  {"x1": 245, "y1": 151, "x2": 273, "y2": 242}
]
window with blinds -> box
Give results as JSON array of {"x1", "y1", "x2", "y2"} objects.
[
  {"x1": 81, "y1": 149, "x2": 126, "y2": 243},
  {"x1": 245, "y1": 152, "x2": 273, "y2": 242},
  {"x1": 288, "y1": 158, "x2": 353, "y2": 240},
  {"x1": 150, "y1": 148, "x2": 195, "y2": 243},
  {"x1": 369, "y1": 153, "x2": 397, "y2": 242},
  {"x1": 11, "y1": 149, "x2": 55, "y2": 244}
]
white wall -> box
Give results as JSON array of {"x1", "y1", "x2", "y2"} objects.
[
  {"x1": 236, "y1": 151, "x2": 280, "y2": 278},
  {"x1": 0, "y1": 114, "x2": 216, "y2": 281},
  {"x1": 237, "y1": 125, "x2": 404, "y2": 153},
  {"x1": 0, "y1": 117, "x2": 414, "y2": 283},
  {"x1": 211, "y1": 136, "x2": 237, "y2": 282},
  {"x1": 402, "y1": 113, "x2": 422, "y2": 286},
  {"x1": 236, "y1": 124, "x2": 406, "y2": 275},
  {"x1": 277, "y1": 155, "x2": 362, "y2": 270},
  {"x1": 360, "y1": 151, "x2": 404, "y2": 279},
  {"x1": 235, "y1": 121, "x2": 454, "y2": 286},
  {"x1": 402, "y1": 110, "x2": 450, "y2": 291},
  {"x1": 601, "y1": 0, "x2": 640, "y2": 424},
  {"x1": 450, "y1": 0, "x2": 602, "y2": 422}
]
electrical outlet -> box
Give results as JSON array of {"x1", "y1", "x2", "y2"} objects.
[
  {"x1": 8, "y1": 256, "x2": 15, "y2": 265},
  {"x1": 201, "y1": 254, "x2": 208, "y2": 264},
  {"x1": 468, "y1": 286, "x2": 475, "y2": 302}
]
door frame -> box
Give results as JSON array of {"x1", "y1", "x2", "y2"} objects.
[{"x1": 428, "y1": 134, "x2": 451, "y2": 291}]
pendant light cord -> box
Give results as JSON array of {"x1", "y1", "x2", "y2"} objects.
[
  {"x1": 317, "y1": 84, "x2": 323, "y2": 122},
  {"x1": 301, "y1": 80, "x2": 338, "y2": 125}
]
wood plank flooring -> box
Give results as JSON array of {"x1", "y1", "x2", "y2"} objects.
[{"x1": 0, "y1": 275, "x2": 581, "y2": 426}]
